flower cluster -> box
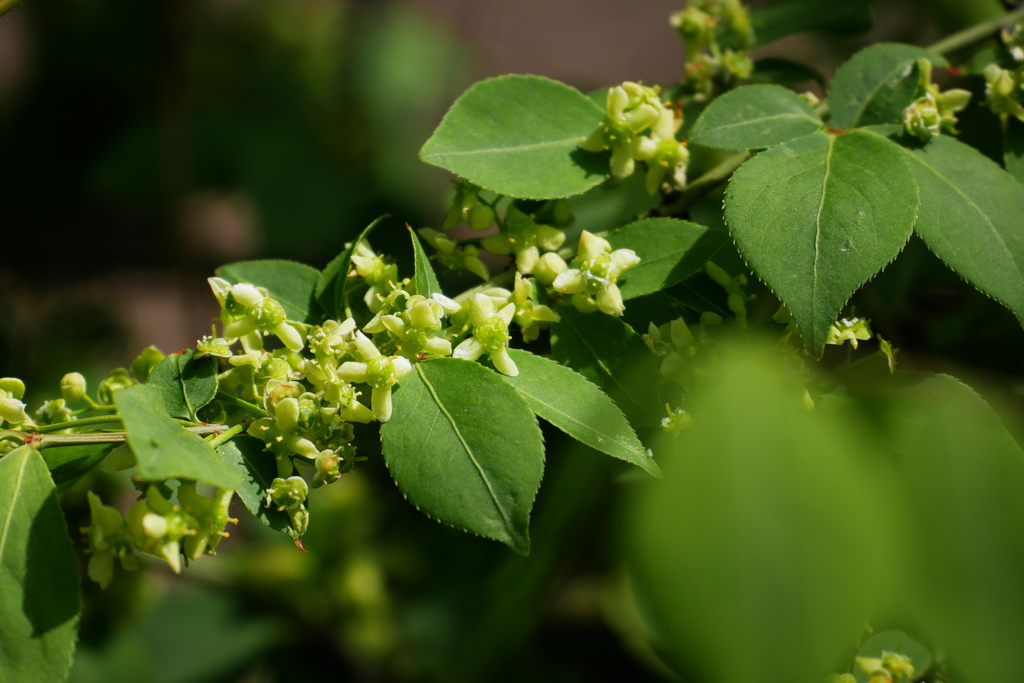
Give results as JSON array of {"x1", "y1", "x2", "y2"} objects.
[
  {"x1": 902, "y1": 58, "x2": 971, "y2": 141},
  {"x1": 579, "y1": 82, "x2": 690, "y2": 193},
  {"x1": 548, "y1": 231, "x2": 640, "y2": 317},
  {"x1": 669, "y1": 0, "x2": 754, "y2": 98}
]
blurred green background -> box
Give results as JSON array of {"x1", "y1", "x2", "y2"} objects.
[{"x1": 2, "y1": 0, "x2": 1024, "y2": 681}]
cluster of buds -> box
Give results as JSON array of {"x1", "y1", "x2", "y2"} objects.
[
  {"x1": 209, "y1": 278, "x2": 306, "y2": 353},
  {"x1": 83, "y1": 485, "x2": 237, "y2": 586},
  {"x1": 442, "y1": 181, "x2": 496, "y2": 232},
  {"x1": 825, "y1": 316, "x2": 873, "y2": 350},
  {"x1": 643, "y1": 314, "x2": 720, "y2": 387},
  {"x1": 548, "y1": 231, "x2": 640, "y2": 317},
  {"x1": 902, "y1": 58, "x2": 971, "y2": 141},
  {"x1": 266, "y1": 475, "x2": 310, "y2": 537},
  {"x1": 418, "y1": 228, "x2": 489, "y2": 280},
  {"x1": 670, "y1": 0, "x2": 754, "y2": 97},
  {"x1": 580, "y1": 82, "x2": 690, "y2": 193},
  {"x1": 480, "y1": 205, "x2": 566, "y2": 275},
  {"x1": 855, "y1": 652, "x2": 915, "y2": 683},
  {"x1": 0, "y1": 377, "x2": 28, "y2": 426},
  {"x1": 705, "y1": 262, "x2": 750, "y2": 329},
  {"x1": 984, "y1": 62, "x2": 1024, "y2": 122},
  {"x1": 452, "y1": 293, "x2": 519, "y2": 376}
]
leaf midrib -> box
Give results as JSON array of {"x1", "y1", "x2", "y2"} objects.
[
  {"x1": 811, "y1": 134, "x2": 836, "y2": 338},
  {"x1": 423, "y1": 136, "x2": 585, "y2": 158},
  {"x1": 516, "y1": 387, "x2": 642, "y2": 458},
  {"x1": 414, "y1": 364, "x2": 512, "y2": 530},
  {"x1": 0, "y1": 450, "x2": 29, "y2": 566}
]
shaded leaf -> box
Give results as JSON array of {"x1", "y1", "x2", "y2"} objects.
[
  {"x1": 748, "y1": 57, "x2": 825, "y2": 87},
  {"x1": 315, "y1": 215, "x2": 390, "y2": 321},
  {"x1": 41, "y1": 443, "x2": 116, "y2": 494},
  {"x1": 688, "y1": 84, "x2": 823, "y2": 150},
  {"x1": 115, "y1": 385, "x2": 242, "y2": 489},
  {"x1": 217, "y1": 260, "x2": 322, "y2": 324},
  {"x1": 865, "y1": 127, "x2": 1024, "y2": 328},
  {"x1": 828, "y1": 44, "x2": 946, "y2": 130},
  {"x1": 884, "y1": 374, "x2": 1024, "y2": 683},
  {"x1": 381, "y1": 358, "x2": 544, "y2": 554},
  {"x1": 628, "y1": 355, "x2": 885, "y2": 683},
  {"x1": 1004, "y1": 115, "x2": 1024, "y2": 187},
  {"x1": 0, "y1": 446, "x2": 80, "y2": 682},
  {"x1": 724, "y1": 131, "x2": 918, "y2": 356},
  {"x1": 147, "y1": 349, "x2": 218, "y2": 422},
  {"x1": 550, "y1": 307, "x2": 661, "y2": 425},
  {"x1": 502, "y1": 349, "x2": 660, "y2": 477},
  {"x1": 751, "y1": 0, "x2": 872, "y2": 47},
  {"x1": 217, "y1": 436, "x2": 297, "y2": 539},
  {"x1": 409, "y1": 225, "x2": 442, "y2": 297},
  {"x1": 420, "y1": 75, "x2": 608, "y2": 199},
  {"x1": 608, "y1": 218, "x2": 728, "y2": 299}
]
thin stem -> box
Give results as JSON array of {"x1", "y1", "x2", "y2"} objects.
[
  {"x1": 34, "y1": 415, "x2": 124, "y2": 434},
  {"x1": 215, "y1": 391, "x2": 267, "y2": 417},
  {"x1": 36, "y1": 423, "x2": 232, "y2": 448},
  {"x1": 205, "y1": 422, "x2": 246, "y2": 449},
  {"x1": 926, "y1": 5, "x2": 1024, "y2": 57}
]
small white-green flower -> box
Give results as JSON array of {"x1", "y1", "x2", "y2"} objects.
[
  {"x1": 336, "y1": 332, "x2": 412, "y2": 422},
  {"x1": 552, "y1": 231, "x2": 640, "y2": 317},
  {"x1": 453, "y1": 294, "x2": 518, "y2": 376},
  {"x1": 510, "y1": 273, "x2": 560, "y2": 342}
]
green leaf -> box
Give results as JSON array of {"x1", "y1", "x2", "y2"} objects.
[
  {"x1": 608, "y1": 217, "x2": 728, "y2": 299},
  {"x1": 41, "y1": 443, "x2": 116, "y2": 494},
  {"x1": 688, "y1": 84, "x2": 824, "y2": 151},
  {"x1": 147, "y1": 349, "x2": 218, "y2": 422},
  {"x1": 628, "y1": 355, "x2": 884, "y2": 683},
  {"x1": 419, "y1": 75, "x2": 608, "y2": 199},
  {"x1": 748, "y1": 57, "x2": 825, "y2": 87},
  {"x1": 864, "y1": 127, "x2": 1024, "y2": 327},
  {"x1": 853, "y1": 630, "x2": 932, "y2": 683},
  {"x1": 1004, "y1": 116, "x2": 1024, "y2": 187},
  {"x1": 315, "y1": 215, "x2": 390, "y2": 320},
  {"x1": 216, "y1": 259, "x2": 322, "y2": 324},
  {"x1": 724, "y1": 131, "x2": 918, "y2": 356},
  {"x1": 550, "y1": 307, "x2": 661, "y2": 425},
  {"x1": 115, "y1": 385, "x2": 242, "y2": 489},
  {"x1": 501, "y1": 349, "x2": 660, "y2": 478},
  {"x1": 217, "y1": 436, "x2": 297, "y2": 539},
  {"x1": 409, "y1": 225, "x2": 442, "y2": 297},
  {"x1": 827, "y1": 43, "x2": 947, "y2": 130},
  {"x1": 566, "y1": 170, "x2": 661, "y2": 240},
  {"x1": 751, "y1": 0, "x2": 872, "y2": 47},
  {"x1": 883, "y1": 374, "x2": 1024, "y2": 683},
  {"x1": 0, "y1": 446, "x2": 80, "y2": 683},
  {"x1": 381, "y1": 358, "x2": 544, "y2": 554}
]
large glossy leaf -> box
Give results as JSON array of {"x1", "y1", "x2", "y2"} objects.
[
  {"x1": 501, "y1": 349, "x2": 659, "y2": 477},
  {"x1": 828, "y1": 44, "x2": 946, "y2": 130},
  {"x1": 381, "y1": 358, "x2": 544, "y2": 554},
  {"x1": 115, "y1": 385, "x2": 242, "y2": 489},
  {"x1": 864, "y1": 127, "x2": 1024, "y2": 327},
  {"x1": 315, "y1": 215, "x2": 390, "y2": 321},
  {"x1": 688, "y1": 85, "x2": 823, "y2": 151},
  {"x1": 628, "y1": 355, "x2": 884, "y2": 683},
  {"x1": 884, "y1": 374, "x2": 1024, "y2": 683},
  {"x1": 147, "y1": 349, "x2": 218, "y2": 422},
  {"x1": 217, "y1": 260, "x2": 321, "y2": 324},
  {"x1": 420, "y1": 75, "x2": 608, "y2": 199},
  {"x1": 608, "y1": 217, "x2": 728, "y2": 299},
  {"x1": 41, "y1": 443, "x2": 116, "y2": 494},
  {"x1": 751, "y1": 0, "x2": 872, "y2": 47},
  {"x1": 724, "y1": 131, "x2": 918, "y2": 356},
  {"x1": 0, "y1": 446, "x2": 80, "y2": 682},
  {"x1": 217, "y1": 436, "x2": 297, "y2": 539},
  {"x1": 409, "y1": 224, "x2": 442, "y2": 297},
  {"x1": 550, "y1": 307, "x2": 661, "y2": 425}
]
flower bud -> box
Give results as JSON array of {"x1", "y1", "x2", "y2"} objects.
[
  {"x1": 129, "y1": 346, "x2": 165, "y2": 381},
  {"x1": 0, "y1": 377, "x2": 25, "y2": 400},
  {"x1": 0, "y1": 397, "x2": 28, "y2": 425},
  {"x1": 266, "y1": 476, "x2": 309, "y2": 511},
  {"x1": 467, "y1": 203, "x2": 496, "y2": 231},
  {"x1": 247, "y1": 297, "x2": 287, "y2": 330},
  {"x1": 60, "y1": 372, "x2": 87, "y2": 404},
  {"x1": 97, "y1": 369, "x2": 137, "y2": 405}
]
